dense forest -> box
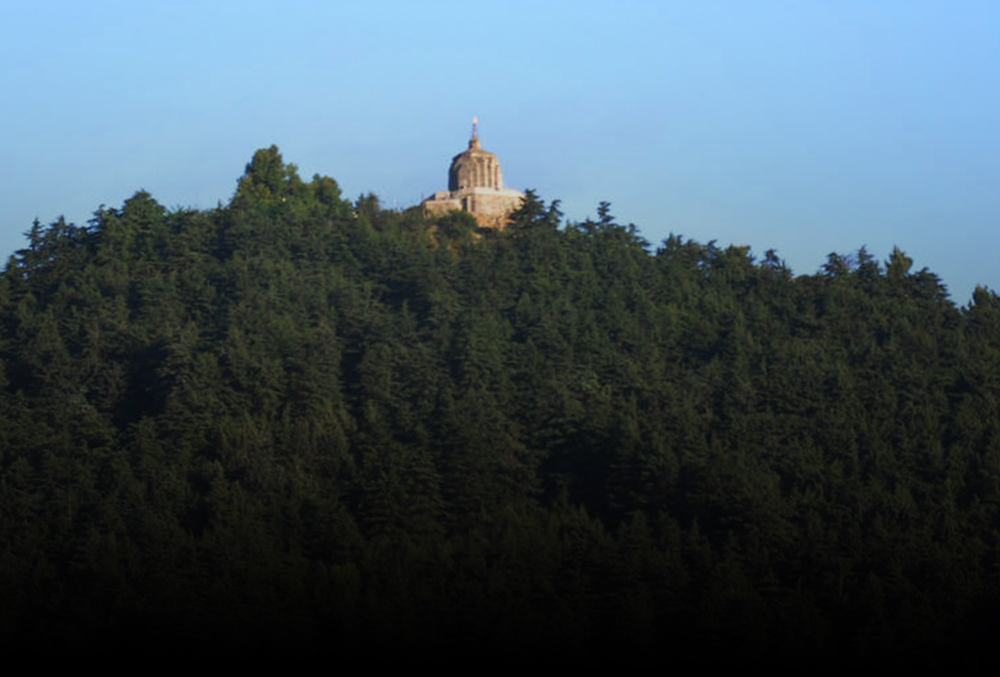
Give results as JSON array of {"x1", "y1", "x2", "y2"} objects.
[{"x1": 1, "y1": 146, "x2": 998, "y2": 665}]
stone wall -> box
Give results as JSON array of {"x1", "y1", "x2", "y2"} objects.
[{"x1": 423, "y1": 187, "x2": 524, "y2": 229}]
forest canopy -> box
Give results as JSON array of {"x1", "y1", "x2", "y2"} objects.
[{"x1": 0, "y1": 146, "x2": 998, "y2": 665}]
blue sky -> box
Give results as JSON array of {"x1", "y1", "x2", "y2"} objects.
[{"x1": 2, "y1": 1, "x2": 998, "y2": 302}]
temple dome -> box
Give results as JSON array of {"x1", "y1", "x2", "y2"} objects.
[{"x1": 448, "y1": 128, "x2": 504, "y2": 191}]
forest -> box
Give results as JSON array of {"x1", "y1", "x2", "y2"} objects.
[{"x1": 0, "y1": 146, "x2": 998, "y2": 665}]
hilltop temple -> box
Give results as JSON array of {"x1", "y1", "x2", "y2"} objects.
[{"x1": 422, "y1": 119, "x2": 524, "y2": 229}]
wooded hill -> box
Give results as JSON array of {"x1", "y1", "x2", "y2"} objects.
[{"x1": 1, "y1": 146, "x2": 998, "y2": 665}]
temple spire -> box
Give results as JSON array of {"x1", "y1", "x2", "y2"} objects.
[{"x1": 470, "y1": 115, "x2": 480, "y2": 149}]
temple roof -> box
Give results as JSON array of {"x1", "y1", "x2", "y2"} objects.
[{"x1": 448, "y1": 119, "x2": 504, "y2": 191}]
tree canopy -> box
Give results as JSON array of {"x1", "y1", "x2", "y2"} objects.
[{"x1": 0, "y1": 147, "x2": 997, "y2": 666}]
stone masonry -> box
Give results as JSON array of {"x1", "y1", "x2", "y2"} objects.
[{"x1": 422, "y1": 120, "x2": 524, "y2": 229}]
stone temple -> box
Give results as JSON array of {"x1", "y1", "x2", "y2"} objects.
[{"x1": 422, "y1": 119, "x2": 524, "y2": 229}]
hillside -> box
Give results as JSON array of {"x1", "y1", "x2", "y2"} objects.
[{"x1": 1, "y1": 147, "x2": 998, "y2": 665}]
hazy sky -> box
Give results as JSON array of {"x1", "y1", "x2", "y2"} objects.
[{"x1": 2, "y1": 1, "x2": 998, "y2": 302}]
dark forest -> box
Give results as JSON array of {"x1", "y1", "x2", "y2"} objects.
[{"x1": 1, "y1": 147, "x2": 997, "y2": 666}]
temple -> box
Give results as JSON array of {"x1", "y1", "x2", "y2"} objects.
[{"x1": 422, "y1": 118, "x2": 524, "y2": 229}]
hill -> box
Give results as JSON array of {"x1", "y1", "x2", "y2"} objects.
[{"x1": 1, "y1": 147, "x2": 998, "y2": 665}]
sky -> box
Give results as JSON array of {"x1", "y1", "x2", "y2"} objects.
[{"x1": 2, "y1": 0, "x2": 998, "y2": 303}]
